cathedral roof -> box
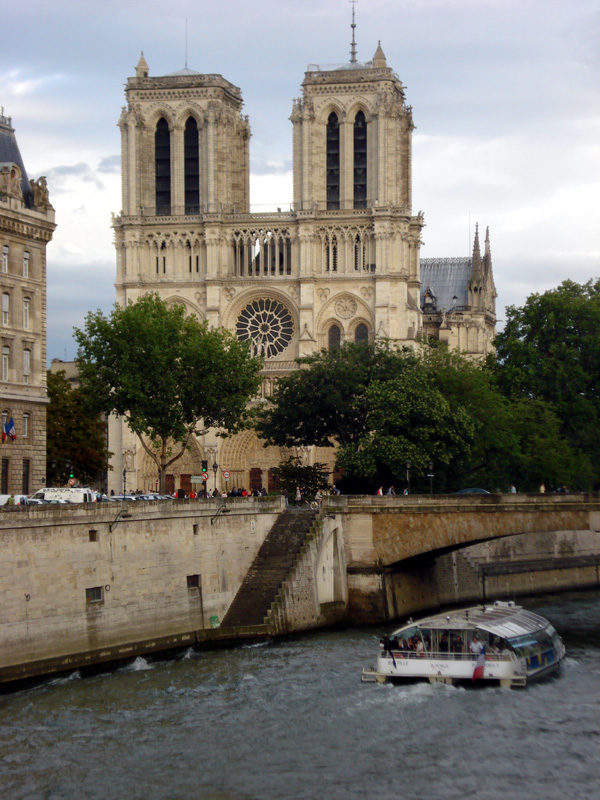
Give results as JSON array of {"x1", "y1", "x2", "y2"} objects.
[
  {"x1": 420, "y1": 258, "x2": 471, "y2": 310},
  {"x1": 0, "y1": 112, "x2": 33, "y2": 206}
]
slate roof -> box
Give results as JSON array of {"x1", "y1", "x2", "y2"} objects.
[
  {"x1": 420, "y1": 257, "x2": 472, "y2": 311},
  {"x1": 0, "y1": 114, "x2": 33, "y2": 206}
]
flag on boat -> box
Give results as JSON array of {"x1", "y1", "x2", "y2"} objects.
[
  {"x1": 7, "y1": 417, "x2": 16, "y2": 440},
  {"x1": 472, "y1": 645, "x2": 486, "y2": 680}
]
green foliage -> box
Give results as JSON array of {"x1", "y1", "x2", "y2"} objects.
[
  {"x1": 74, "y1": 294, "x2": 263, "y2": 488},
  {"x1": 46, "y1": 370, "x2": 110, "y2": 487},
  {"x1": 492, "y1": 279, "x2": 600, "y2": 488},
  {"x1": 270, "y1": 457, "x2": 330, "y2": 496},
  {"x1": 256, "y1": 341, "x2": 417, "y2": 448}
]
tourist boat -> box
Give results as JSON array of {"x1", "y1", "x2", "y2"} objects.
[{"x1": 361, "y1": 601, "x2": 566, "y2": 688}]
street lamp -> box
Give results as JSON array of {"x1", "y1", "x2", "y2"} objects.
[
  {"x1": 406, "y1": 460, "x2": 412, "y2": 495},
  {"x1": 212, "y1": 462, "x2": 218, "y2": 494},
  {"x1": 427, "y1": 461, "x2": 434, "y2": 495}
]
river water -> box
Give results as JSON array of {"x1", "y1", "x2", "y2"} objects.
[{"x1": 1, "y1": 590, "x2": 599, "y2": 800}]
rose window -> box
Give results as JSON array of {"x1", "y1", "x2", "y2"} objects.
[{"x1": 236, "y1": 298, "x2": 294, "y2": 358}]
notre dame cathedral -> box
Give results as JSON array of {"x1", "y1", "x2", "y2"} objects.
[{"x1": 108, "y1": 36, "x2": 497, "y2": 495}]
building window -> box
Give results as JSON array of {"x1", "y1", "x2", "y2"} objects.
[
  {"x1": 326, "y1": 236, "x2": 338, "y2": 272},
  {"x1": 22, "y1": 459, "x2": 30, "y2": 495},
  {"x1": 328, "y1": 324, "x2": 341, "y2": 350},
  {"x1": 1, "y1": 458, "x2": 8, "y2": 494},
  {"x1": 89, "y1": 530, "x2": 98, "y2": 542},
  {"x1": 155, "y1": 117, "x2": 171, "y2": 215},
  {"x1": 22, "y1": 298, "x2": 30, "y2": 329},
  {"x1": 2, "y1": 245, "x2": 8, "y2": 273},
  {"x1": 23, "y1": 251, "x2": 29, "y2": 278},
  {"x1": 326, "y1": 113, "x2": 340, "y2": 210},
  {"x1": 355, "y1": 323, "x2": 369, "y2": 344},
  {"x1": 187, "y1": 574, "x2": 200, "y2": 590},
  {"x1": 22, "y1": 412, "x2": 29, "y2": 438},
  {"x1": 353, "y1": 111, "x2": 367, "y2": 208},
  {"x1": 85, "y1": 586, "x2": 104, "y2": 604},
  {"x1": 2, "y1": 293, "x2": 9, "y2": 326},
  {"x1": 22, "y1": 349, "x2": 30, "y2": 384},
  {"x1": 184, "y1": 117, "x2": 200, "y2": 214},
  {"x1": 2, "y1": 347, "x2": 9, "y2": 381}
]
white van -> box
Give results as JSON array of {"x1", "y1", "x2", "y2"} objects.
[{"x1": 30, "y1": 487, "x2": 97, "y2": 504}]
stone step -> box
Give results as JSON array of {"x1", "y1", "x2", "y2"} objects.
[{"x1": 222, "y1": 509, "x2": 318, "y2": 628}]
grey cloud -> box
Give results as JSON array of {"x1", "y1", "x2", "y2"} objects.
[
  {"x1": 44, "y1": 163, "x2": 105, "y2": 191},
  {"x1": 98, "y1": 154, "x2": 121, "y2": 174}
]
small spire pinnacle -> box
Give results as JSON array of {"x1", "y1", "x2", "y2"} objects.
[
  {"x1": 350, "y1": 0, "x2": 358, "y2": 64},
  {"x1": 135, "y1": 52, "x2": 149, "y2": 78}
]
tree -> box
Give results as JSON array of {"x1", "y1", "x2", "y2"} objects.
[
  {"x1": 46, "y1": 370, "x2": 110, "y2": 487},
  {"x1": 74, "y1": 294, "x2": 263, "y2": 491},
  {"x1": 270, "y1": 457, "x2": 330, "y2": 497},
  {"x1": 492, "y1": 279, "x2": 600, "y2": 488},
  {"x1": 256, "y1": 341, "x2": 418, "y2": 449}
]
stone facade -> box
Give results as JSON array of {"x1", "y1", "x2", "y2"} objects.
[
  {"x1": 0, "y1": 112, "x2": 55, "y2": 495},
  {"x1": 109, "y1": 41, "x2": 497, "y2": 494}
]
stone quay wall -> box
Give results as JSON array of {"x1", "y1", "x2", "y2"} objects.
[{"x1": 0, "y1": 497, "x2": 283, "y2": 683}]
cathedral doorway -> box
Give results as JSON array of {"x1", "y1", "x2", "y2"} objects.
[{"x1": 249, "y1": 467, "x2": 263, "y2": 493}]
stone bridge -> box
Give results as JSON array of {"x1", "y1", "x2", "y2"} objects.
[{"x1": 316, "y1": 492, "x2": 600, "y2": 622}]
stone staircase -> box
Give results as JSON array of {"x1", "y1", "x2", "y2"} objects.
[{"x1": 221, "y1": 509, "x2": 319, "y2": 629}]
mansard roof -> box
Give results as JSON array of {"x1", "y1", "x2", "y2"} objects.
[
  {"x1": 0, "y1": 112, "x2": 33, "y2": 206},
  {"x1": 420, "y1": 257, "x2": 471, "y2": 311}
]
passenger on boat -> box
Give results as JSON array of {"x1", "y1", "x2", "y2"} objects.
[
  {"x1": 439, "y1": 633, "x2": 449, "y2": 657},
  {"x1": 469, "y1": 634, "x2": 484, "y2": 656},
  {"x1": 380, "y1": 635, "x2": 397, "y2": 667},
  {"x1": 451, "y1": 634, "x2": 463, "y2": 654},
  {"x1": 415, "y1": 638, "x2": 425, "y2": 657}
]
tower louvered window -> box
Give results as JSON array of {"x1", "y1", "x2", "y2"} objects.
[
  {"x1": 184, "y1": 117, "x2": 199, "y2": 214},
  {"x1": 328, "y1": 324, "x2": 341, "y2": 350},
  {"x1": 326, "y1": 113, "x2": 340, "y2": 210},
  {"x1": 354, "y1": 111, "x2": 367, "y2": 208},
  {"x1": 155, "y1": 118, "x2": 171, "y2": 215}
]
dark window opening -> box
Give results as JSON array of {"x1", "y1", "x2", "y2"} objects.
[
  {"x1": 187, "y1": 574, "x2": 200, "y2": 590},
  {"x1": 326, "y1": 113, "x2": 340, "y2": 210},
  {"x1": 354, "y1": 111, "x2": 367, "y2": 208},
  {"x1": 184, "y1": 117, "x2": 200, "y2": 214},
  {"x1": 1, "y1": 458, "x2": 8, "y2": 494},
  {"x1": 328, "y1": 324, "x2": 341, "y2": 350},
  {"x1": 86, "y1": 586, "x2": 103, "y2": 604},
  {"x1": 355, "y1": 323, "x2": 368, "y2": 344},
  {"x1": 155, "y1": 117, "x2": 171, "y2": 215},
  {"x1": 89, "y1": 530, "x2": 98, "y2": 542},
  {"x1": 22, "y1": 459, "x2": 30, "y2": 494}
]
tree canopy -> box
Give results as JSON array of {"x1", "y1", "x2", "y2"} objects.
[
  {"x1": 491, "y1": 279, "x2": 600, "y2": 487},
  {"x1": 46, "y1": 369, "x2": 110, "y2": 487},
  {"x1": 258, "y1": 341, "x2": 585, "y2": 493},
  {"x1": 74, "y1": 294, "x2": 263, "y2": 490}
]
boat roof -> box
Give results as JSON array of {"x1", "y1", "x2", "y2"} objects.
[{"x1": 392, "y1": 602, "x2": 552, "y2": 640}]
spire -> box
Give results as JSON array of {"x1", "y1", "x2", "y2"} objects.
[
  {"x1": 471, "y1": 222, "x2": 482, "y2": 275},
  {"x1": 135, "y1": 52, "x2": 149, "y2": 78},
  {"x1": 372, "y1": 41, "x2": 387, "y2": 69},
  {"x1": 349, "y1": 0, "x2": 357, "y2": 64}
]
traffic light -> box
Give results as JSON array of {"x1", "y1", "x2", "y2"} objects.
[{"x1": 201, "y1": 460, "x2": 208, "y2": 473}]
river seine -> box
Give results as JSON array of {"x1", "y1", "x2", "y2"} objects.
[{"x1": 1, "y1": 590, "x2": 599, "y2": 800}]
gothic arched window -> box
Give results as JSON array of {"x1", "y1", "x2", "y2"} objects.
[
  {"x1": 326, "y1": 113, "x2": 340, "y2": 210},
  {"x1": 355, "y1": 323, "x2": 368, "y2": 345},
  {"x1": 328, "y1": 324, "x2": 341, "y2": 350},
  {"x1": 354, "y1": 111, "x2": 367, "y2": 208},
  {"x1": 184, "y1": 117, "x2": 199, "y2": 214},
  {"x1": 155, "y1": 117, "x2": 171, "y2": 215}
]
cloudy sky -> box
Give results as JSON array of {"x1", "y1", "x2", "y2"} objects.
[{"x1": 2, "y1": 0, "x2": 599, "y2": 362}]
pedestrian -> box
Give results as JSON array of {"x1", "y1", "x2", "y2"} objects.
[
  {"x1": 295, "y1": 486, "x2": 302, "y2": 506},
  {"x1": 386, "y1": 485, "x2": 396, "y2": 495},
  {"x1": 510, "y1": 483, "x2": 516, "y2": 494},
  {"x1": 376, "y1": 486, "x2": 383, "y2": 496},
  {"x1": 539, "y1": 483, "x2": 546, "y2": 494},
  {"x1": 281, "y1": 487, "x2": 289, "y2": 507}
]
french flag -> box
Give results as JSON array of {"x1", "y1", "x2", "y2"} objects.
[
  {"x1": 7, "y1": 417, "x2": 16, "y2": 441},
  {"x1": 472, "y1": 646, "x2": 486, "y2": 680}
]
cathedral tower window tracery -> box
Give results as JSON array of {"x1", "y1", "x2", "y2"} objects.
[
  {"x1": 328, "y1": 324, "x2": 341, "y2": 350},
  {"x1": 353, "y1": 111, "x2": 367, "y2": 208},
  {"x1": 155, "y1": 118, "x2": 171, "y2": 215},
  {"x1": 326, "y1": 113, "x2": 340, "y2": 210},
  {"x1": 184, "y1": 117, "x2": 199, "y2": 214}
]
